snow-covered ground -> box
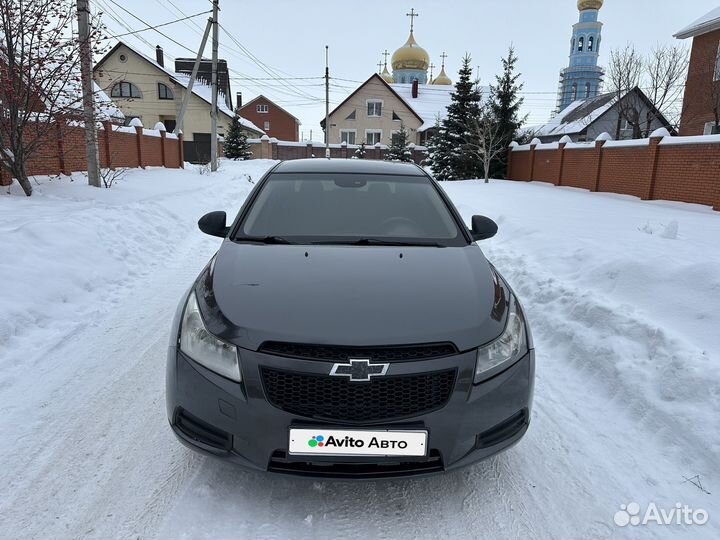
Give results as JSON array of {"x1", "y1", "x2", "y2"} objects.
[{"x1": 0, "y1": 161, "x2": 718, "y2": 539}]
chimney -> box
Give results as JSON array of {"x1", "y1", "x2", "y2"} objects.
[
  {"x1": 236, "y1": 92, "x2": 243, "y2": 108},
  {"x1": 155, "y1": 45, "x2": 164, "y2": 67},
  {"x1": 412, "y1": 79, "x2": 419, "y2": 98}
]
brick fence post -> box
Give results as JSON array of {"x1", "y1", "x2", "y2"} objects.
[
  {"x1": 178, "y1": 132, "x2": 184, "y2": 168},
  {"x1": 646, "y1": 136, "x2": 663, "y2": 200},
  {"x1": 506, "y1": 145, "x2": 514, "y2": 179},
  {"x1": 102, "y1": 121, "x2": 113, "y2": 170},
  {"x1": 160, "y1": 130, "x2": 167, "y2": 167},
  {"x1": 271, "y1": 139, "x2": 278, "y2": 160},
  {"x1": 56, "y1": 121, "x2": 70, "y2": 175},
  {"x1": 306, "y1": 142, "x2": 314, "y2": 158},
  {"x1": 529, "y1": 142, "x2": 537, "y2": 181},
  {"x1": 134, "y1": 125, "x2": 144, "y2": 168},
  {"x1": 260, "y1": 135, "x2": 270, "y2": 159},
  {"x1": 593, "y1": 139, "x2": 606, "y2": 192},
  {"x1": 557, "y1": 142, "x2": 566, "y2": 186}
]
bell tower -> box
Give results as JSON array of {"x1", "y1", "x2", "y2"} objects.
[{"x1": 556, "y1": 0, "x2": 605, "y2": 113}]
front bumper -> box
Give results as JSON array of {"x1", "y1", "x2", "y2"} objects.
[{"x1": 166, "y1": 346, "x2": 534, "y2": 478}]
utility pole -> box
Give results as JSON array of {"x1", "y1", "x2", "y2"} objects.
[
  {"x1": 76, "y1": 0, "x2": 100, "y2": 187},
  {"x1": 174, "y1": 18, "x2": 212, "y2": 136},
  {"x1": 325, "y1": 45, "x2": 330, "y2": 159},
  {"x1": 210, "y1": 0, "x2": 219, "y2": 172}
]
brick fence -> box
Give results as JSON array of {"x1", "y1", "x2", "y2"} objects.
[
  {"x1": 0, "y1": 120, "x2": 184, "y2": 186},
  {"x1": 247, "y1": 136, "x2": 428, "y2": 164},
  {"x1": 507, "y1": 133, "x2": 720, "y2": 211}
]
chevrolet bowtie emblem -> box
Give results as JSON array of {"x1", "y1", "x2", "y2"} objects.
[{"x1": 329, "y1": 358, "x2": 389, "y2": 382}]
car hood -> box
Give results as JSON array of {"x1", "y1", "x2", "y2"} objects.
[{"x1": 207, "y1": 241, "x2": 507, "y2": 352}]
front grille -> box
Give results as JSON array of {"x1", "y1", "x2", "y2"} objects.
[
  {"x1": 258, "y1": 341, "x2": 458, "y2": 362},
  {"x1": 261, "y1": 367, "x2": 456, "y2": 422},
  {"x1": 268, "y1": 450, "x2": 444, "y2": 478}
]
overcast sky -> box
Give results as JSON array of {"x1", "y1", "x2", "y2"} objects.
[{"x1": 97, "y1": 0, "x2": 719, "y2": 140}]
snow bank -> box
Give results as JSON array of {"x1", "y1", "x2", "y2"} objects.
[
  {"x1": 0, "y1": 160, "x2": 277, "y2": 356},
  {"x1": 443, "y1": 179, "x2": 720, "y2": 463}
]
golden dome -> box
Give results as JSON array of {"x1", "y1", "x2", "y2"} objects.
[
  {"x1": 381, "y1": 65, "x2": 394, "y2": 83},
  {"x1": 578, "y1": 0, "x2": 603, "y2": 10},
  {"x1": 391, "y1": 32, "x2": 430, "y2": 71},
  {"x1": 432, "y1": 66, "x2": 452, "y2": 85}
]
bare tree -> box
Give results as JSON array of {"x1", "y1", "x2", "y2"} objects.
[
  {"x1": 0, "y1": 0, "x2": 104, "y2": 196},
  {"x1": 463, "y1": 106, "x2": 505, "y2": 183},
  {"x1": 644, "y1": 44, "x2": 690, "y2": 132},
  {"x1": 607, "y1": 44, "x2": 643, "y2": 139},
  {"x1": 607, "y1": 43, "x2": 689, "y2": 139}
]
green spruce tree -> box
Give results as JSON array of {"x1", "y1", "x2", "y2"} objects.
[
  {"x1": 224, "y1": 113, "x2": 253, "y2": 160},
  {"x1": 489, "y1": 46, "x2": 526, "y2": 178},
  {"x1": 386, "y1": 126, "x2": 413, "y2": 162},
  {"x1": 426, "y1": 55, "x2": 484, "y2": 180}
]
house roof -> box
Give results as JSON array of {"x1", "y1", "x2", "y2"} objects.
[
  {"x1": 389, "y1": 83, "x2": 453, "y2": 131},
  {"x1": 240, "y1": 95, "x2": 302, "y2": 125},
  {"x1": 323, "y1": 73, "x2": 424, "y2": 128},
  {"x1": 94, "y1": 41, "x2": 264, "y2": 135},
  {"x1": 530, "y1": 87, "x2": 675, "y2": 138},
  {"x1": 674, "y1": 7, "x2": 720, "y2": 39},
  {"x1": 91, "y1": 82, "x2": 125, "y2": 123}
]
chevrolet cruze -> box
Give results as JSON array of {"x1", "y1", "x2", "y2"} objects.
[{"x1": 166, "y1": 158, "x2": 534, "y2": 478}]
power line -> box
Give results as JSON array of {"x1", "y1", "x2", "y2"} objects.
[
  {"x1": 103, "y1": 0, "x2": 200, "y2": 56},
  {"x1": 107, "y1": 10, "x2": 212, "y2": 39}
]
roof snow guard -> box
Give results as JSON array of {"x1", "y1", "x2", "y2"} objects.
[{"x1": 674, "y1": 7, "x2": 720, "y2": 39}]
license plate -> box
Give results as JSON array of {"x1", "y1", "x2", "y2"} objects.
[{"x1": 288, "y1": 428, "x2": 427, "y2": 457}]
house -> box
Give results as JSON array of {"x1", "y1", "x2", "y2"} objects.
[
  {"x1": 238, "y1": 95, "x2": 301, "y2": 141},
  {"x1": 531, "y1": 87, "x2": 675, "y2": 143},
  {"x1": 93, "y1": 41, "x2": 264, "y2": 162},
  {"x1": 674, "y1": 7, "x2": 720, "y2": 135},
  {"x1": 322, "y1": 73, "x2": 465, "y2": 147}
]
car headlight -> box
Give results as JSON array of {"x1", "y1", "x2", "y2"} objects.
[
  {"x1": 179, "y1": 291, "x2": 242, "y2": 382},
  {"x1": 474, "y1": 296, "x2": 528, "y2": 383}
]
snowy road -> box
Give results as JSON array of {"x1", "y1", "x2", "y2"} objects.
[{"x1": 1, "y1": 161, "x2": 718, "y2": 540}]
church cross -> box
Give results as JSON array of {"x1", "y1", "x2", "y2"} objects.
[
  {"x1": 382, "y1": 49, "x2": 390, "y2": 68},
  {"x1": 377, "y1": 61, "x2": 383, "y2": 73},
  {"x1": 429, "y1": 63, "x2": 435, "y2": 80},
  {"x1": 406, "y1": 8, "x2": 419, "y2": 32},
  {"x1": 440, "y1": 51, "x2": 448, "y2": 69}
]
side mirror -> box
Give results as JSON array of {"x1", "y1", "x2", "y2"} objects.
[
  {"x1": 198, "y1": 211, "x2": 229, "y2": 238},
  {"x1": 470, "y1": 215, "x2": 498, "y2": 241}
]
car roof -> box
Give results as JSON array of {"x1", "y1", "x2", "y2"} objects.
[{"x1": 271, "y1": 158, "x2": 426, "y2": 176}]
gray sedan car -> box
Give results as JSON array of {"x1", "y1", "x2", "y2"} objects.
[{"x1": 166, "y1": 158, "x2": 534, "y2": 478}]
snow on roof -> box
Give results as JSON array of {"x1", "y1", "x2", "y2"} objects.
[
  {"x1": 170, "y1": 73, "x2": 263, "y2": 133},
  {"x1": 92, "y1": 82, "x2": 125, "y2": 122},
  {"x1": 106, "y1": 42, "x2": 263, "y2": 134},
  {"x1": 674, "y1": 7, "x2": 720, "y2": 39},
  {"x1": 531, "y1": 93, "x2": 618, "y2": 137},
  {"x1": 389, "y1": 83, "x2": 490, "y2": 132}
]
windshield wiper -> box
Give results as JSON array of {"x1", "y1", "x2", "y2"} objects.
[
  {"x1": 313, "y1": 238, "x2": 446, "y2": 247},
  {"x1": 238, "y1": 235, "x2": 298, "y2": 245}
]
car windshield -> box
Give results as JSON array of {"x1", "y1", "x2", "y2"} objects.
[{"x1": 235, "y1": 173, "x2": 468, "y2": 247}]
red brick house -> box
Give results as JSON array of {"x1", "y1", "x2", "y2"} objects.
[
  {"x1": 238, "y1": 95, "x2": 301, "y2": 141},
  {"x1": 675, "y1": 7, "x2": 720, "y2": 135}
]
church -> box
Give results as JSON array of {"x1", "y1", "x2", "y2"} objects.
[
  {"x1": 555, "y1": 0, "x2": 606, "y2": 113},
  {"x1": 322, "y1": 9, "x2": 462, "y2": 147}
]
